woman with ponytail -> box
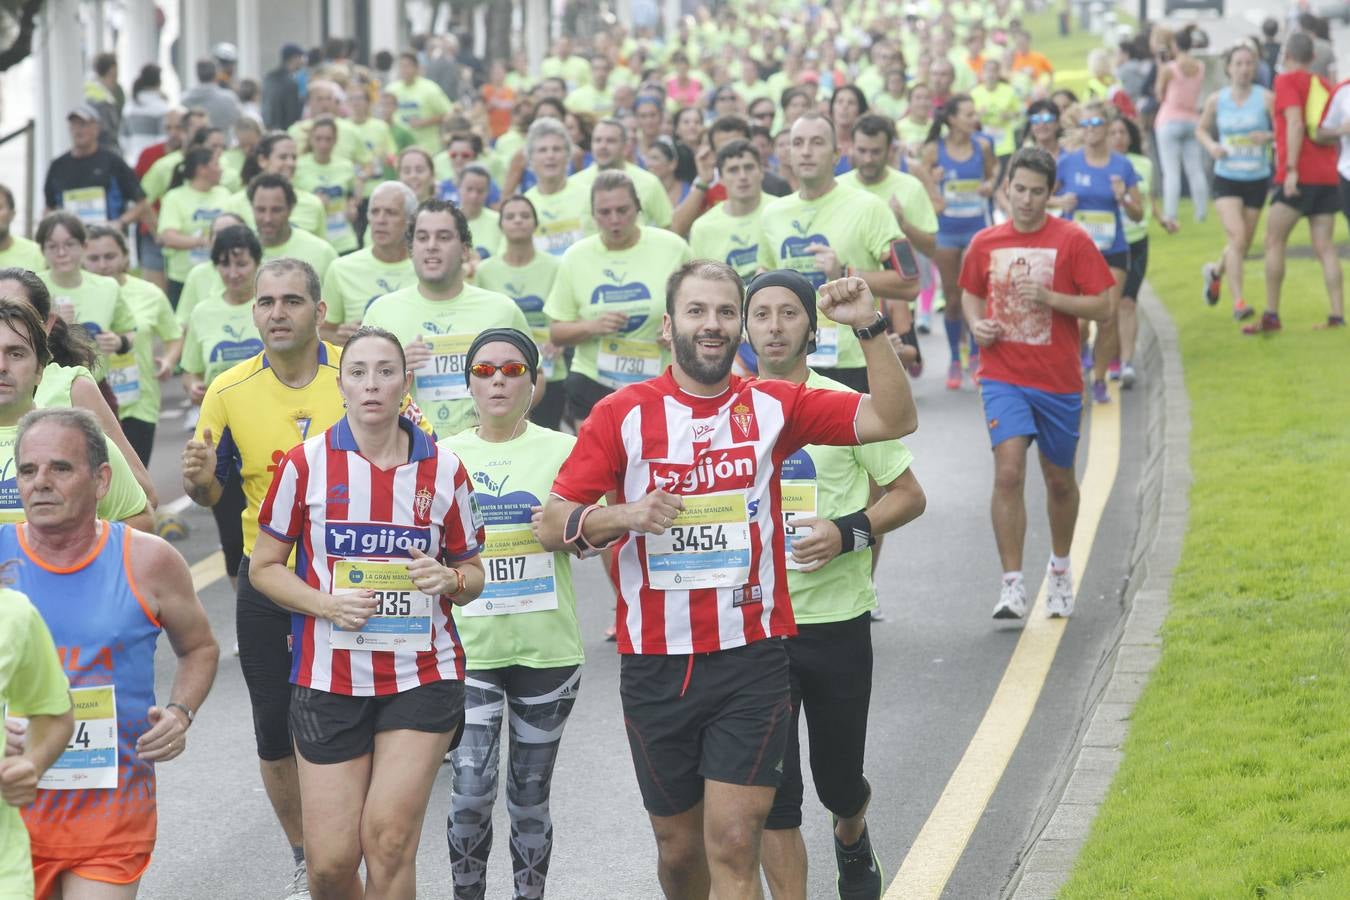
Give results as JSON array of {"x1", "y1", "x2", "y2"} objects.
[
  {"x1": 158, "y1": 146, "x2": 231, "y2": 307},
  {"x1": 0, "y1": 266, "x2": 159, "y2": 506},
  {"x1": 922, "y1": 93, "x2": 997, "y2": 390}
]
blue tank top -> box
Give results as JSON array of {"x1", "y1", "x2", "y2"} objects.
[
  {"x1": 2, "y1": 522, "x2": 161, "y2": 852},
  {"x1": 937, "y1": 136, "x2": 992, "y2": 233},
  {"x1": 1214, "y1": 86, "x2": 1272, "y2": 181}
]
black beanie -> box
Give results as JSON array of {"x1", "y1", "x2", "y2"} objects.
[
  {"x1": 464, "y1": 327, "x2": 540, "y2": 385},
  {"x1": 744, "y1": 269, "x2": 819, "y2": 353}
]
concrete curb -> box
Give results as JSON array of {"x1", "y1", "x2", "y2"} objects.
[{"x1": 1005, "y1": 283, "x2": 1193, "y2": 899}]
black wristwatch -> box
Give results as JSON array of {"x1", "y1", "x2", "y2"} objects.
[
  {"x1": 853, "y1": 312, "x2": 891, "y2": 340},
  {"x1": 117, "y1": 334, "x2": 132, "y2": 355}
]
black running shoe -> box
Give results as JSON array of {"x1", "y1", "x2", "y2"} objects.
[{"x1": 835, "y1": 821, "x2": 883, "y2": 899}]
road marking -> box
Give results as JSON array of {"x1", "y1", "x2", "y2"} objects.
[
  {"x1": 189, "y1": 551, "x2": 227, "y2": 593},
  {"x1": 163, "y1": 494, "x2": 194, "y2": 515},
  {"x1": 887, "y1": 385, "x2": 1123, "y2": 898}
]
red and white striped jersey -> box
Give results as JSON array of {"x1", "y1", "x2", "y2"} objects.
[
  {"x1": 551, "y1": 369, "x2": 862, "y2": 655},
  {"x1": 258, "y1": 416, "x2": 485, "y2": 696}
]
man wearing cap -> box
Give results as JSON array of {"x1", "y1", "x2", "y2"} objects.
[
  {"x1": 182, "y1": 59, "x2": 242, "y2": 133},
  {"x1": 213, "y1": 43, "x2": 238, "y2": 91},
  {"x1": 539, "y1": 260, "x2": 918, "y2": 900},
  {"x1": 42, "y1": 105, "x2": 146, "y2": 228},
  {"x1": 744, "y1": 269, "x2": 927, "y2": 900},
  {"x1": 263, "y1": 44, "x2": 306, "y2": 131}
]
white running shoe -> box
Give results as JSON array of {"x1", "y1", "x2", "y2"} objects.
[
  {"x1": 283, "y1": 862, "x2": 311, "y2": 900},
  {"x1": 1045, "y1": 564, "x2": 1075, "y2": 618},
  {"x1": 992, "y1": 578, "x2": 1027, "y2": 619}
]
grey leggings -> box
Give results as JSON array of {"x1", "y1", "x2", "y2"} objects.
[
  {"x1": 1155, "y1": 118, "x2": 1209, "y2": 222},
  {"x1": 447, "y1": 664, "x2": 581, "y2": 900}
]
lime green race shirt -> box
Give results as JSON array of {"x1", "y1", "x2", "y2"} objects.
[
  {"x1": 440, "y1": 424, "x2": 584, "y2": 669},
  {"x1": 158, "y1": 184, "x2": 233, "y2": 282},
  {"x1": 757, "y1": 185, "x2": 900, "y2": 370},
  {"x1": 140, "y1": 149, "x2": 182, "y2": 204},
  {"x1": 287, "y1": 117, "x2": 373, "y2": 171},
  {"x1": 385, "y1": 77, "x2": 452, "y2": 153},
  {"x1": 524, "y1": 177, "x2": 591, "y2": 257},
  {"x1": 261, "y1": 228, "x2": 339, "y2": 278},
  {"x1": 0, "y1": 236, "x2": 45, "y2": 272},
  {"x1": 34, "y1": 361, "x2": 91, "y2": 409},
  {"x1": 837, "y1": 168, "x2": 939, "y2": 235},
  {"x1": 542, "y1": 228, "x2": 692, "y2": 389},
  {"x1": 0, "y1": 590, "x2": 71, "y2": 900},
  {"x1": 782, "y1": 371, "x2": 914, "y2": 623},
  {"x1": 107, "y1": 276, "x2": 181, "y2": 424},
  {"x1": 349, "y1": 118, "x2": 396, "y2": 184},
  {"x1": 564, "y1": 85, "x2": 616, "y2": 117},
  {"x1": 1125, "y1": 154, "x2": 1153, "y2": 245},
  {"x1": 294, "y1": 155, "x2": 360, "y2": 253},
  {"x1": 362, "y1": 283, "x2": 530, "y2": 436},
  {"x1": 971, "y1": 82, "x2": 1024, "y2": 157},
  {"x1": 174, "y1": 261, "x2": 225, "y2": 327},
  {"x1": 570, "y1": 162, "x2": 674, "y2": 230},
  {"x1": 474, "y1": 252, "x2": 566, "y2": 382},
  {"x1": 39, "y1": 271, "x2": 136, "y2": 376},
  {"x1": 467, "y1": 208, "x2": 503, "y2": 261},
  {"x1": 181, "y1": 295, "x2": 262, "y2": 387},
  {"x1": 321, "y1": 248, "x2": 416, "y2": 327},
  {"x1": 688, "y1": 193, "x2": 773, "y2": 279},
  {"x1": 224, "y1": 189, "x2": 328, "y2": 241}
]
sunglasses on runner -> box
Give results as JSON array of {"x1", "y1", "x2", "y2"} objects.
[
  {"x1": 470, "y1": 361, "x2": 531, "y2": 378},
  {"x1": 1080, "y1": 116, "x2": 1107, "y2": 127},
  {"x1": 1028, "y1": 112, "x2": 1058, "y2": 124}
]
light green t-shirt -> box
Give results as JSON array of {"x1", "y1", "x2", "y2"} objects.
[
  {"x1": 688, "y1": 193, "x2": 772, "y2": 279},
  {"x1": 570, "y1": 162, "x2": 675, "y2": 230},
  {"x1": 539, "y1": 55, "x2": 591, "y2": 89},
  {"x1": 971, "y1": 82, "x2": 1024, "y2": 157},
  {"x1": 757, "y1": 185, "x2": 900, "y2": 370},
  {"x1": 39, "y1": 271, "x2": 136, "y2": 375},
  {"x1": 564, "y1": 84, "x2": 616, "y2": 117},
  {"x1": 287, "y1": 117, "x2": 373, "y2": 170},
  {"x1": 0, "y1": 423, "x2": 148, "y2": 523},
  {"x1": 362, "y1": 283, "x2": 530, "y2": 435},
  {"x1": 385, "y1": 77, "x2": 452, "y2": 152},
  {"x1": 294, "y1": 155, "x2": 360, "y2": 253},
  {"x1": 262, "y1": 228, "x2": 339, "y2": 278},
  {"x1": 108, "y1": 276, "x2": 181, "y2": 424},
  {"x1": 0, "y1": 589, "x2": 71, "y2": 900},
  {"x1": 466, "y1": 208, "x2": 502, "y2": 261},
  {"x1": 1125, "y1": 153, "x2": 1153, "y2": 245},
  {"x1": 157, "y1": 184, "x2": 233, "y2": 282},
  {"x1": 34, "y1": 361, "x2": 91, "y2": 409},
  {"x1": 225, "y1": 189, "x2": 328, "y2": 240},
  {"x1": 173, "y1": 261, "x2": 225, "y2": 327},
  {"x1": 897, "y1": 117, "x2": 932, "y2": 153},
  {"x1": 181, "y1": 295, "x2": 263, "y2": 386},
  {"x1": 542, "y1": 228, "x2": 692, "y2": 389},
  {"x1": 782, "y1": 371, "x2": 913, "y2": 623},
  {"x1": 140, "y1": 149, "x2": 182, "y2": 204},
  {"x1": 440, "y1": 424, "x2": 583, "y2": 669},
  {"x1": 474, "y1": 252, "x2": 566, "y2": 382},
  {"x1": 349, "y1": 118, "x2": 396, "y2": 183},
  {"x1": 837, "y1": 168, "x2": 939, "y2": 235},
  {"x1": 871, "y1": 91, "x2": 908, "y2": 123},
  {"x1": 524, "y1": 178, "x2": 591, "y2": 257},
  {"x1": 0, "y1": 236, "x2": 45, "y2": 272},
  {"x1": 320, "y1": 247, "x2": 416, "y2": 326}
]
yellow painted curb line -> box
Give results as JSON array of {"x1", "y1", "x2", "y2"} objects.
[
  {"x1": 887, "y1": 383, "x2": 1122, "y2": 898},
  {"x1": 189, "y1": 550, "x2": 227, "y2": 593}
]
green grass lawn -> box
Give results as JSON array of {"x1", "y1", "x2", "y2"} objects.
[
  {"x1": 1053, "y1": 202, "x2": 1350, "y2": 894},
  {"x1": 1021, "y1": 7, "x2": 1132, "y2": 96}
]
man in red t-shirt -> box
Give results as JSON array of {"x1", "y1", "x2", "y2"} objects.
[
  {"x1": 959, "y1": 147, "x2": 1114, "y2": 621},
  {"x1": 1251, "y1": 32, "x2": 1346, "y2": 334}
]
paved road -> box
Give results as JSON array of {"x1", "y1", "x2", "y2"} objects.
[{"x1": 129, "y1": 320, "x2": 1145, "y2": 899}]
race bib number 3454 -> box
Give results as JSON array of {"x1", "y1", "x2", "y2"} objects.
[
  {"x1": 330, "y1": 560, "x2": 433, "y2": 651},
  {"x1": 646, "y1": 491, "x2": 752, "y2": 590}
]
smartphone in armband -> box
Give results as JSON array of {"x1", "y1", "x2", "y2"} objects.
[{"x1": 889, "y1": 238, "x2": 920, "y2": 281}]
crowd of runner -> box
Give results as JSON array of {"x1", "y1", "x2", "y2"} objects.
[{"x1": 2, "y1": 1, "x2": 1347, "y2": 898}]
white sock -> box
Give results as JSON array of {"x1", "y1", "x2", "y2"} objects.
[
  {"x1": 1002, "y1": 571, "x2": 1023, "y2": 584},
  {"x1": 1050, "y1": 554, "x2": 1070, "y2": 573}
]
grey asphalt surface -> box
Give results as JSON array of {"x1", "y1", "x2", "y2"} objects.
[{"x1": 132, "y1": 320, "x2": 1146, "y2": 900}]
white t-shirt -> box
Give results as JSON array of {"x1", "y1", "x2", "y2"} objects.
[{"x1": 1320, "y1": 83, "x2": 1350, "y2": 180}]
